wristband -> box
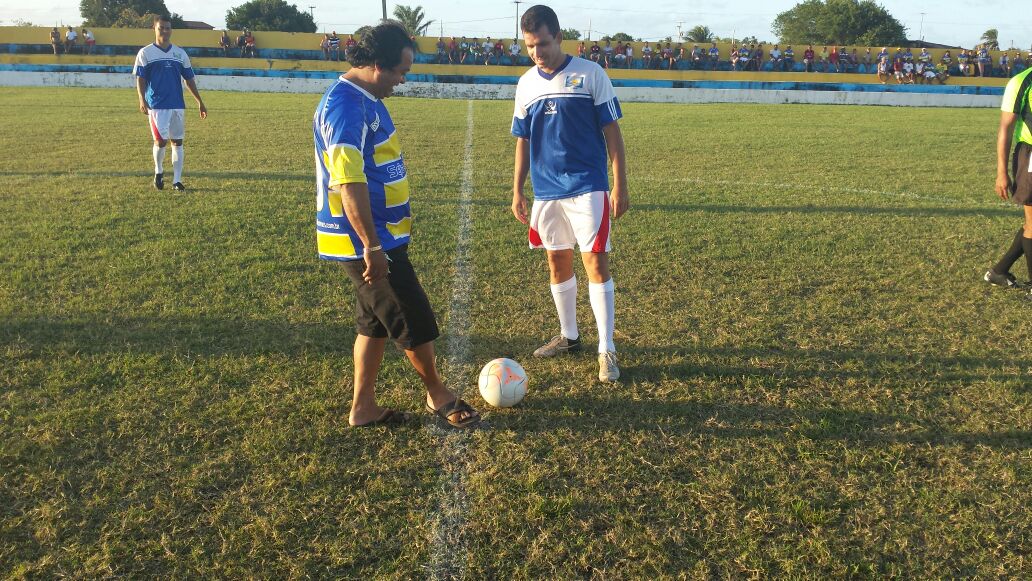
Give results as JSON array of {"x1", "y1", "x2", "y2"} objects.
[{"x1": 364, "y1": 245, "x2": 383, "y2": 253}]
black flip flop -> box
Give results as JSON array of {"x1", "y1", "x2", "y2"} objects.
[
  {"x1": 426, "y1": 398, "x2": 481, "y2": 429},
  {"x1": 351, "y1": 408, "x2": 414, "y2": 428}
]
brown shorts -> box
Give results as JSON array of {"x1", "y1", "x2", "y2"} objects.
[{"x1": 1011, "y1": 142, "x2": 1032, "y2": 206}]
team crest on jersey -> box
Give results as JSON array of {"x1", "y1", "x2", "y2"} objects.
[
  {"x1": 370, "y1": 112, "x2": 381, "y2": 132},
  {"x1": 545, "y1": 100, "x2": 558, "y2": 115},
  {"x1": 564, "y1": 75, "x2": 584, "y2": 89}
]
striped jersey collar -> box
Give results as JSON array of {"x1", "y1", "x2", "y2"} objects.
[{"x1": 339, "y1": 76, "x2": 377, "y2": 101}]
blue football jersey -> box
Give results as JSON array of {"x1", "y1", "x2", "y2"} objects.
[
  {"x1": 511, "y1": 55, "x2": 622, "y2": 201},
  {"x1": 133, "y1": 43, "x2": 194, "y2": 110}
]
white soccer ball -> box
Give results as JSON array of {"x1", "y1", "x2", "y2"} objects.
[{"x1": 478, "y1": 358, "x2": 528, "y2": 408}]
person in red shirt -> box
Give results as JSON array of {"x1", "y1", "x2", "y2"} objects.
[
  {"x1": 803, "y1": 45, "x2": 815, "y2": 72},
  {"x1": 448, "y1": 37, "x2": 458, "y2": 63},
  {"x1": 829, "y1": 45, "x2": 839, "y2": 72}
]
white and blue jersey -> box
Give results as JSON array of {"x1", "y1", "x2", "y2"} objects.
[
  {"x1": 512, "y1": 55, "x2": 622, "y2": 201},
  {"x1": 133, "y1": 43, "x2": 195, "y2": 110}
]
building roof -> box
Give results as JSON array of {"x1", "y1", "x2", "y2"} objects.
[{"x1": 180, "y1": 21, "x2": 214, "y2": 30}]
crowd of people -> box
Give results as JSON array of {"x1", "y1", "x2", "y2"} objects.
[
  {"x1": 48, "y1": 26, "x2": 95, "y2": 55},
  {"x1": 428, "y1": 37, "x2": 526, "y2": 65}
]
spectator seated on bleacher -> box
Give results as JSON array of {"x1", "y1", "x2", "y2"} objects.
[
  {"x1": 589, "y1": 41, "x2": 601, "y2": 65},
  {"x1": 509, "y1": 39, "x2": 521, "y2": 65},
  {"x1": 1000, "y1": 52, "x2": 1011, "y2": 77},
  {"x1": 603, "y1": 40, "x2": 613, "y2": 69},
  {"x1": 838, "y1": 46, "x2": 849, "y2": 72},
  {"x1": 769, "y1": 44, "x2": 782, "y2": 71},
  {"x1": 782, "y1": 45, "x2": 794, "y2": 71},
  {"x1": 641, "y1": 42, "x2": 652, "y2": 69},
  {"x1": 344, "y1": 34, "x2": 356, "y2": 61},
  {"x1": 481, "y1": 37, "x2": 493, "y2": 65},
  {"x1": 219, "y1": 31, "x2": 232, "y2": 56},
  {"x1": 50, "y1": 27, "x2": 61, "y2": 55},
  {"x1": 236, "y1": 30, "x2": 247, "y2": 57},
  {"x1": 624, "y1": 43, "x2": 633, "y2": 69},
  {"x1": 708, "y1": 43, "x2": 720, "y2": 70},
  {"x1": 64, "y1": 26, "x2": 77, "y2": 55},
  {"x1": 613, "y1": 41, "x2": 626, "y2": 68},
  {"x1": 449, "y1": 37, "x2": 459, "y2": 63},
  {"x1": 803, "y1": 45, "x2": 814, "y2": 72},
  {"x1": 957, "y1": 49, "x2": 970, "y2": 76},
  {"x1": 940, "y1": 50, "x2": 952, "y2": 74},
  {"x1": 877, "y1": 56, "x2": 891, "y2": 83},
  {"x1": 83, "y1": 29, "x2": 95, "y2": 55},
  {"x1": 326, "y1": 32, "x2": 340, "y2": 61},
  {"x1": 243, "y1": 31, "x2": 256, "y2": 58},
  {"x1": 977, "y1": 45, "x2": 991, "y2": 77},
  {"x1": 690, "y1": 44, "x2": 702, "y2": 70}
]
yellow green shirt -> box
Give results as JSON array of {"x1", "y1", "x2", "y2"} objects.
[{"x1": 1001, "y1": 67, "x2": 1032, "y2": 145}]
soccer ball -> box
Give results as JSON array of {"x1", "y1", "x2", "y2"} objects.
[{"x1": 478, "y1": 358, "x2": 528, "y2": 408}]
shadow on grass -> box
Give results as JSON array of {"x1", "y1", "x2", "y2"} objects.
[
  {"x1": 634, "y1": 202, "x2": 1015, "y2": 219},
  {"x1": 0, "y1": 170, "x2": 311, "y2": 182},
  {"x1": 489, "y1": 392, "x2": 1032, "y2": 451}
]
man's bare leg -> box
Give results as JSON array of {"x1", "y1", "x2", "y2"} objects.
[{"x1": 349, "y1": 335, "x2": 388, "y2": 425}]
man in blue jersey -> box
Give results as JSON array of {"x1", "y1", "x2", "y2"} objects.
[
  {"x1": 313, "y1": 22, "x2": 480, "y2": 428},
  {"x1": 134, "y1": 16, "x2": 206, "y2": 192},
  {"x1": 511, "y1": 5, "x2": 629, "y2": 383}
]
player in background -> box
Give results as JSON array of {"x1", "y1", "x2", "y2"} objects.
[
  {"x1": 511, "y1": 5, "x2": 630, "y2": 382},
  {"x1": 314, "y1": 22, "x2": 480, "y2": 428},
  {"x1": 134, "y1": 16, "x2": 206, "y2": 191},
  {"x1": 985, "y1": 66, "x2": 1032, "y2": 294}
]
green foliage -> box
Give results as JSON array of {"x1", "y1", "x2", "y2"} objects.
[
  {"x1": 392, "y1": 4, "x2": 433, "y2": 37},
  {"x1": 225, "y1": 0, "x2": 316, "y2": 33},
  {"x1": 980, "y1": 29, "x2": 999, "y2": 51},
  {"x1": 684, "y1": 25, "x2": 714, "y2": 43},
  {"x1": 80, "y1": 0, "x2": 170, "y2": 27},
  {"x1": 601, "y1": 32, "x2": 633, "y2": 42},
  {"x1": 561, "y1": 27, "x2": 581, "y2": 41},
  {"x1": 773, "y1": 0, "x2": 907, "y2": 46}
]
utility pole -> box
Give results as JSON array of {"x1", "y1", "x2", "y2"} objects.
[
  {"x1": 382, "y1": 0, "x2": 387, "y2": 22},
  {"x1": 918, "y1": 12, "x2": 925, "y2": 42},
  {"x1": 676, "y1": 21, "x2": 683, "y2": 41},
  {"x1": 513, "y1": 1, "x2": 523, "y2": 40},
  {"x1": 587, "y1": 18, "x2": 592, "y2": 41}
]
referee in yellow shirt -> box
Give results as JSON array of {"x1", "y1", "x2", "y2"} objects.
[{"x1": 986, "y1": 66, "x2": 1032, "y2": 293}]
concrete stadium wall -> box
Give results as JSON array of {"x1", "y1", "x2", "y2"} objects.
[{"x1": 0, "y1": 70, "x2": 1002, "y2": 107}]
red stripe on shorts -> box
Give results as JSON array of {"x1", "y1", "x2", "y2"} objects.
[
  {"x1": 591, "y1": 192, "x2": 611, "y2": 253},
  {"x1": 528, "y1": 227, "x2": 543, "y2": 247},
  {"x1": 149, "y1": 114, "x2": 162, "y2": 141}
]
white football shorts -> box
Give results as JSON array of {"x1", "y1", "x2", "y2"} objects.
[
  {"x1": 528, "y1": 190, "x2": 612, "y2": 253},
  {"x1": 148, "y1": 108, "x2": 185, "y2": 141}
]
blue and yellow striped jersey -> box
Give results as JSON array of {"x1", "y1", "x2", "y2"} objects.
[{"x1": 313, "y1": 77, "x2": 411, "y2": 261}]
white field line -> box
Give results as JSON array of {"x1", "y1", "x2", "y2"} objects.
[
  {"x1": 637, "y1": 176, "x2": 1011, "y2": 208},
  {"x1": 425, "y1": 99, "x2": 476, "y2": 581}
]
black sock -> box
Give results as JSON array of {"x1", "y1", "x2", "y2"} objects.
[
  {"x1": 994, "y1": 228, "x2": 1026, "y2": 274},
  {"x1": 1023, "y1": 236, "x2": 1032, "y2": 281}
]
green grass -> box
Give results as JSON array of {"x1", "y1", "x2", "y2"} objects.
[{"x1": 1, "y1": 87, "x2": 1030, "y2": 578}]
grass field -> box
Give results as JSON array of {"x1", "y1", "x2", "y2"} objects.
[{"x1": 1, "y1": 86, "x2": 1030, "y2": 578}]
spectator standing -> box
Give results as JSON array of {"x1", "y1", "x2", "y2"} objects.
[
  {"x1": 448, "y1": 37, "x2": 459, "y2": 63},
  {"x1": 709, "y1": 42, "x2": 720, "y2": 70},
  {"x1": 863, "y1": 48, "x2": 873, "y2": 71},
  {"x1": 782, "y1": 45, "x2": 794, "y2": 71},
  {"x1": 50, "y1": 27, "x2": 61, "y2": 55},
  {"x1": 941, "y1": 49, "x2": 953, "y2": 74},
  {"x1": 819, "y1": 45, "x2": 829, "y2": 72},
  {"x1": 902, "y1": 47, "x2": 913, "y2": 65},
  {"x1": 83, "y1": 29, "x2": 95, "y2": 55},
  {"x1": 494, "y1": 38, "x2": 505, "y2": 65},
  {"x1": 850, "y1": 48, "x2": 859, "y2": 71},
  {"x1": 877, "y1": 56, "x2": 891, "y2": 83},
  {"x1": 803, "y1": 45, "x2": 814, "y2": 72},
  {"x1": 327, "y1": 32, "x2": 340, "y2": 61},
  {"x1": 64, "y1": 26, "x2": 78, "y2": 54},
  {"x1": 839, "y1": 46, "x2": 849, "y2": 72},
  {"x1": 510, "y1": 39, "x2": 521, "y2": 65},
  {"x1": 221, "y1": 30, "x2": 234, "y2": 57},
  {"x1": 1001, "y1": 51, "x2": 1011, "y2": 77},
  {"x1": 977, "y1": 45, "x2": 991, "y2": 77}
]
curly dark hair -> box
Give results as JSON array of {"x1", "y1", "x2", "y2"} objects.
[
  {"x1": 347, "y1": 21, "x2": 415, "y2": 69},
  {"x1": 520, "y1": 5, "x2": 560, "y2": 37}
]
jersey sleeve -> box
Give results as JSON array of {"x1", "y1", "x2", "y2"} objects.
[
  {"x1": 133, "y1": 49, "x2": 148, "y2": 78},
  {"x1": 321, "y1": 95, "x2": 369, "y2": 187},
  {"x1": 1001, "y1": 73, "x2": 1028, "y2": 114},
  {"x1": 511, "y1": 86, "x2": 530, "y2": 138},
  {"x1": 180, "y1": 51, "x2": 195, "y2": 80},
  {"x1": 592, "y1": 66, "x2": 622, "y2": 126}
]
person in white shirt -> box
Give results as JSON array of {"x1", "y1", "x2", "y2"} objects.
[
  {"x1": 509, "y1": 39, "x2": 521, "y2": 65},
  {"x1": 64, "y1": 26, "x2": 78, "y2": 54}
]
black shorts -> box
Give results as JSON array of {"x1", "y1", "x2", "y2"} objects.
[
  {"x1": 342, "y1": 245, "x2": 440, "y2": 350},
  {"x1": 1011, "y1": 142, "x2": 1032, "y2": 206}
]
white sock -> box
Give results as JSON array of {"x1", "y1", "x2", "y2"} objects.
[
  {"x1": 550, "y1": 275, "x2": 578, "y2": 341},
  {"x1": 153, "y1": 145, "x2": 165, "y2": 174},
  {"x1": 171, "y1": 145, "x2": 184, "y2": 183},
  {"x1": 589, "y1": 278, "x2": 615, "y2": 353}
]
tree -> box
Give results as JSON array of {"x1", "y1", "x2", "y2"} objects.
[
  {"x1": 561, "y1": 27, "x2": 581, "y2": 41},
  {"x1": 684, "y1": 25, "x2": 714, "y2": 43},
  {"x1": 772, "y1": 0, "x2": 907, "y2": 46},
  {"x1": 980, "y1": 28, "x2": 999, "y2": 50},
  {"x1": 225, "y1": 0, "x2": 315, "y2": 32},
  {"x1": 600, "y1": 32, "x2": 633, "y2": 42},
  {"x1": 392, "y1": 4, "x2": 433, "y2": 36},
  {"x1": 81, "y1": 0, "x2": 172, "y2": 27}
]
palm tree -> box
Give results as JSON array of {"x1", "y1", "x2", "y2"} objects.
[
  {"x1": 980, "y1": 28, "x2": 999, "y2": 51},
  {"x1": 684, "y1": 25, "x2": 714, "y2": 43},
  {"x1": 392, "y1": 4, "x2": 434, "y2": 36}
]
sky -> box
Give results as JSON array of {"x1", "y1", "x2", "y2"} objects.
[{"x1": 3, "y1": 0, "x2": 1030, "y2": 50}]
